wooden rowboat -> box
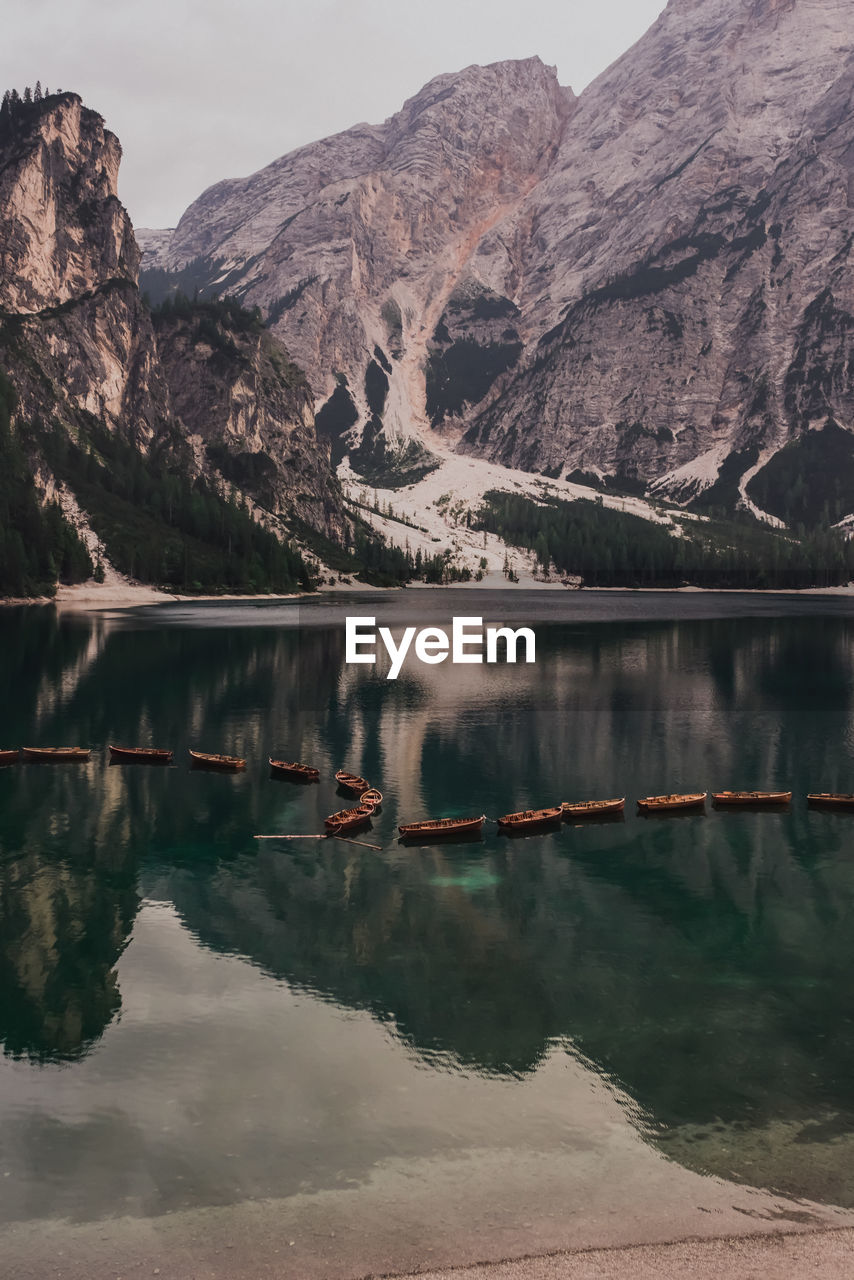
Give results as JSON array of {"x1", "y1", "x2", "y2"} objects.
[
  {"x1": 0, "y1": 749, "x2": 20, "y2": 766},
  {"x1": 269, "y1": 758, "x2": 320, "y2": 782},
  {"x1": 22, "y1": 747, "x2": 90, "y2": 762},
  {"x1": 498, "y1": 806, "x2": 562, "y2": 831},
  {"x1": 807, "y1": 793, "x2": 854, "y2": 809},
  {"x1": 637, "y1": 793, "x2": 706, "y2": 812},
  {"x1": 189, "y1": 750, "x2": 246, "y2": 771},
  {"x1": 562, "y1": 798, "x2": 625, "y2": 818},
  {"x1": 109, "y1": 745, "x2": 173, "y2": 764},
  {"x1": 335, "y1": 770, "x2": 370, "y2": 794},
  {"x1": 398, "y1": 815, "x2": 485, "y2": 838},
  {"x1": 360, "y1": 788, "x2": 383, "y2": 808},
  {"x1": 324, "y1": 805, "x2": 374, "y2": 833},
  {"x1": 712, "y1": 790, "x2": 791, "y2": 806}
]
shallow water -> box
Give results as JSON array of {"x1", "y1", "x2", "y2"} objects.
[{"x1": 2, "y1": 590, "x2": 854, "y2": 1239}]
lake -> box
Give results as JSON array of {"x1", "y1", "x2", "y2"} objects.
[{"x1": 2, "y1": 590, "x2": 854, "y2": 1274}]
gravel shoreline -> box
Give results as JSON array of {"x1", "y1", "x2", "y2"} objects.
[{"x1": 405, "y1": 1227, "x2": 854, "y2": 1279}]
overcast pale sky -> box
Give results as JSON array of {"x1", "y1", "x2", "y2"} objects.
[{"x1": 3, "y1": 0, "x2": 666, "y2": 229}]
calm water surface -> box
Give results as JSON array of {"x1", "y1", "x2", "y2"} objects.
[{"x1": 2, "y1": 590, "x2": 854, "y2": 1234}]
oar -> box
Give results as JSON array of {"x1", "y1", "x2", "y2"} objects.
[
  {"x1": 254, "y1": 834, "x2": 324, "y2": 840},
  {"x1": 254, "y1": 834, "x2": 382, "y2": 852}
]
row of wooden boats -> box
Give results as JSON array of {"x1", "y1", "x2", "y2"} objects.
[
  {"x1": 4, "y1": 747, "x2": 854, "y2": 835},
  {"x1": 0, "y1": 746, "x2": 234, "y2": 766},
  {"x1": 635, "y1": 790, "x2": 842, "y2": 809},
  {"x1": 0, "y1": 751, "x2": 389, "y2": 778},
  {"x1": 321, "y1": 787, "x2": 854, "y2": 841},
  {"x1": 0, "y1": 746, "x2": 310, "y2": 771},
  {"x1": 328, "y1": 774, "x2": 563, "y2": 837},
  {"x1": 417, "y1": 790, "x2": 840, "y2": 838}
]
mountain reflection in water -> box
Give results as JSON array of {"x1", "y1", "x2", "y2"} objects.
[{"x1": 1, "y1": 592, "x2": 854, "y2": 1214}]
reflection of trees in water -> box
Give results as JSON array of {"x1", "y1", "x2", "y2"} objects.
[
  {"x1": 160, "y1": 615, "x2": 854, "y2": 1196},
  {"x1": 0, "y1": 613, "x2": 302, "y2": 1061},
  {"x1": 0, "y1": 854, "x2": 137, "y2": 1062},
  {"x1": 170, "y1": 840, "x2": 554, "y2": 1075},
  {"x1": 164, "y1": 805, "x2": 854, "y2": 1201},
  {"x1": 0, "y1": 763, "x2": 140, "y2": 1062},
  {"x1": 0, "y1": 610, "x2": 357, "y2": 1062},
  {"x1": 3, "y1": 608, "x2": 854, "y2": 1198},
  {"x1": 167, "y1": 810, "x2": 854, "y2": 1109},
  {"x1": 0, "y1": 608, "x2": 96, "y2": 733}
]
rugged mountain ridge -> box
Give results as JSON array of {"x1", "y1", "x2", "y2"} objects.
[
  {"x1": 151, "y1": 296, "x2": 340, "y2": 529},
  {"x1": 0, "y1": 90, "x2": 346, "y2": 596},
  {"x1": 140, "y1": 0, "x2": 854, "y2": 521},
  {"x1": 139, "y1": 58, "x2": 574, "y2": 479},
  {"x1": 463, "y1": 0, "x2": 854, "y2": 512},
  {"x1": 1, "y1": 94, "x2": 168, "y2": 447}
]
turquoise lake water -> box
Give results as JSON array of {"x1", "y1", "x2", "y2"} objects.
[{"x1": 2, "y1": 590, "x2": 854, "y2": 1236}]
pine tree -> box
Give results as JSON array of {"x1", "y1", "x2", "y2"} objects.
[{"x1": 34, "y1": 80, "x2": 42, "y2": 102}]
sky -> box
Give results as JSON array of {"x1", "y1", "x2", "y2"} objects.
[{"x1": 3, "y1": 0, "x2": 666, "y2": 230}]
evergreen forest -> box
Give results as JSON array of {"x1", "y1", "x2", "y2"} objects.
[{"x1": 476, "y1": 491, "x2": 854, "y2": 589}]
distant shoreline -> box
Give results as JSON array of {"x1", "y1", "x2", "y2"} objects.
[
  {"x1": 0, "y1": 582, "x2": 303, "y2": 610},
  {"x1": 3, "y1": 577, "x2": 854, "y2": 611}
]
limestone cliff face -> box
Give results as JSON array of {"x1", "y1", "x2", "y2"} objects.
[
  {"x1": 0, "y1": 94, "x2": 136, "y2": 312},
  {"x1": 464, "y1": 0, "x2": 854, "y2": 504},
  {"x1": 153, "y1": 302, "x2": 344, "y2": 533},
  {"x1": 139, "y1": 58, "x2": 574, "y2": 472},
  {"x1": 1, "y1": 94, "x2": 168, "y2": 449},
  {"x1": 0, "y1": 92, "x2": 346, "y2": 566},
  {"x1": 140, "y1": 0, "x2": 854, "y2": 517}
]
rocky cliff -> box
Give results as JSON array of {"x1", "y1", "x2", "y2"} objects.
[
  {"x1": 140, "y1": 0, "x2": 854, "y2": 523},
  {"x1": 0, "y1": 90, "x2": 346, "y2": 596},
  {"x1": 152, "y1": 296, "x2": 340, "y2": 530},
  {"x1": 139, "y1": 57, "x2": 574, "y2": 481},
  {"x1": 464, "y1": 0, "x2": 854, "y2": 516},
  {"x1": 1, "y1": 93, "x2": 168, "y2": 445}
]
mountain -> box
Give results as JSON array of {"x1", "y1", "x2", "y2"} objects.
[
  {"x1": 140, "y1": 0, "x2": 854, "y2": 524},
  {"x1": 0, "y1": 89, "x2": 347, "y2": 597},
  {"x1": 465, "y1": 0, "x2": 854, "y2": 518},
  {"x1": 138, "y1": 57, "x2": 574, "y2": 483}
]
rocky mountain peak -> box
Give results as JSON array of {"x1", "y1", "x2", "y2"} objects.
[
  {"x1": 151, "y1": 55, "x2": 573, "y2": 274},
  {"x1": 139, "y1": 0, "x2": 854, "y2": 523},
  {"x1": 0, "y1": 91, "x2": 138, "y2": 313},
  {"x1": 390, "y1": 55, "x2": 572, "y2": 133},
  {"x1": 385, "y1": 57, "x2": 574, "y2": 189},
  {"x1": 0, "y1": 88, "x2": 349, "y2": 594},
  {"x1": 138, "y1": 55, "x2": 574, "y2": 482},
  {"x1": 457, "y1": 0, "x2": 854, "y2": 502}
]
